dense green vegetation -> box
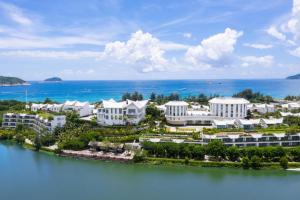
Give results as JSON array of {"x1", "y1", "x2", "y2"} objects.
[
  {"x1": 0, "y1": 76, "x2": 26, "y2": 85},
  {"x1": 142, "y1": 140, "x2": 300, "y2": 169},
  {"x1": 233, "y1": 89, "x2": 273, "y2": 103},
  {"x1": 123, "y1": 89, "x2": 274, "y2": 105},
  {"x1": 284, "y1": 95, "x2": 300, "y2": 101}
]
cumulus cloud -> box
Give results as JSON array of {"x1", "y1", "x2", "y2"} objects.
[
  {"x1": 185, "y1": 28, "x2": 243, "y2": 68},
  {"x1": 241, "y1": 55, "x2": 274, "y2": 67},
  {"x1": 243, "y1": 43, "x2": 273, "y2": 49},
  {"x1": 101, "y1": 30, "x2": 168, "y2": 72},
  {"x1": 267, "y1": 0, "x2": 300, "y2": 43}
]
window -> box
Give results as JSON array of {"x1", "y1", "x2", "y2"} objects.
[{"x1": 128, "y1": 109, "x2": 136, "y2": 114}]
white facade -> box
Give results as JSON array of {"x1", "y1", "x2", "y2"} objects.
[
  {"x1": 97, "y1": 99, "x2": 148, "y2": 126},
  {"x1": 165, "y1": 101, "x2": 216, "y2": 125},
  {"x1": 282, "y1": 102, "x2": 300, "y2": 111},
  {"x1": 247, "y1": 103, "x2": 275, "y2": 114},
  {"x1": 31, "y1": 103, "x2": 63, "y2": 113},
  {"x1": 209, "y1": 97, "x2": 249, "y2": 119},
  {"x1": 165, "y1": 97, "x2": 250, "y2": 126},
  {"x1": 212, "y1": 119, "x2": 235, "y2": 129},
  {"x1": 63, "y1": 101, "x2": 92, "y2": 117},
  {"x1": 260, "y1": 118, "x2": 283, "y2": 128},
  {"x1": 2, "y1": 113, "x2": 66, "y2": 133}
]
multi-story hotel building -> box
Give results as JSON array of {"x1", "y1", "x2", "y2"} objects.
[
  {"x1": 2, "y1": 113, "x2": 66, "y2": 133},
  {"x1": 209, "y1": 97, "x2": 249, "y2": 118},
  {"x1": 97, "y1": 99, "x2": 148, "y2": 126},
  {"x1": 165, "y1": 97, "x2": 250, "y2": 125}
]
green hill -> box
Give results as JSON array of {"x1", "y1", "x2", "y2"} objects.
[
  {"x1": 286, "y1": 74, "x2": 300, "y2": 79},
  {"x1": 0, "y1": 76, "x2": 27, "y2": 86},
  {"x1": 44, "y1": 77, "x2": 63, "y2": 82}
]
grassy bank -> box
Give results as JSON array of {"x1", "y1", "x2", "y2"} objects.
[{"x1": 140, "y1": 157, "x2": 300, "y2": 170}]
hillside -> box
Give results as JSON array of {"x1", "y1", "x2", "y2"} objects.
[
  {"x1": 286, "y1": 74, "x2": 300, "y2": 79},
  {"x1": 44, "y1": 77, "x2": 63, "y2": 82},
  {"x1": 0, "y1": 76, "x2": 27, "y2": 86}
]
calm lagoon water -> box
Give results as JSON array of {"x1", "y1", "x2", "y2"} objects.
[
  {"x1": 1, "y1": 79, "x2": 300, "y2": 102},
  {"x1": 1, "y1": 141, "x2": 300, "y2": 200}
]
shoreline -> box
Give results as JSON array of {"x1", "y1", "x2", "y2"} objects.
[{"x1": 9, "y1": 141, "x2": 300, "y2": 170}]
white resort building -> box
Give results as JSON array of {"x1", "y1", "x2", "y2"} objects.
[
  {"x1": 62, "y1": 101, "x2": 92, "y2": 117},
  {"x1": 209, "y1": 97, "x2": 249, "y2": 118},
  {"x1": 2, "y1": 113, "x2": 66, "y2": 133},
  {"x1": 282, "y1": 102, "x2": 300, "y2": 111},
  {"x1": 247, "y1": 103, "x2": 275, "y2": 114},
  {"x1": 31, "y1": 101, "x2": 92, "y2": 117},
  {"x1": 31, "y1": 103, "x2": 63, "y2": 113},
  {"x1": 97, "y1": 99, "x2": 148, "y2": 126},
  {"x1": 165, "y1": 97, "x2": 250, "y2": 126}
]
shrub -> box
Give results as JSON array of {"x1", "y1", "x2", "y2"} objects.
[
  {"x1": 250, "y1": 156, "x2": 262, "y2": 170},
  {"x1": 279, "y1": 157, "x2": 288, "y2": 169},
  {"x1": 242, "y1": 157, "x2": 250, "y2": 169}
]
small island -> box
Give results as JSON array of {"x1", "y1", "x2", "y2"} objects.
[
  {"x1": 44, "y1": 77, "x2": 63, "y2": 82},
  {"x1": 0, "y1": 76, "x2": 28, "y2": 86},
  {"x1": 286, "y1": 73, "x2": 300, "y2": 79}
]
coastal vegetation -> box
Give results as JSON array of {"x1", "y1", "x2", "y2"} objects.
[
  {"x1": 122, "y1": 89, "x2": 274, "y2": 105},
  {"x1": 141, "y1": 140, "x2": 300, "y2": 169},
  {"x1": 233, "y1": 89, "x2": 273, "y2": 103},
  {"x1": 0, "y1": 76, "x2": 27, "y2": 86}
]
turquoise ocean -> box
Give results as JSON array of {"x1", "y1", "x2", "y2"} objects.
[{"x1": 1, "y1": 79, "x2": 300, "y2": 102}]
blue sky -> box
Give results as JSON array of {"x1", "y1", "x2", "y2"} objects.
[{"x1": 0, "y1": 0, "x2": 299, "y2": 80}]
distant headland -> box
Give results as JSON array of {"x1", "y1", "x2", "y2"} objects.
[
  {"x1": 44, "y1": 77, "x2": 63, "y2": 82},
  {"x1": 0, "y1": 76, "x2": 29, "y2": 86},
  {"x1": 286, "y1": 73, "x2": 300, "y2": 79}
]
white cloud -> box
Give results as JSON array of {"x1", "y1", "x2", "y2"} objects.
[
  {"x1": 290, "y1": 46, "x2": 300, "y2": 57},
  {"x1": 185, "y1": 28, "x2": 243, "y2": 68},
  {"x1": 101, "y1": 30, "x2": 168, "y2": 72},
  {"x1": 241, "y1": 55, "x2": 274, "y2": 67},
  {"x1": 243, "y1": 43, "x2": 273, "y2": 49},
  {"x1": 0, "y1": 2, "x2": 32, "y2": 26},
  {"x1": 266, "y1": 26, "x2": 286, "y2": 41},
  {"x1": 183, "y1": 33, "x2": 192, "y2": 38},
  {"x1": 267, "y1": 0, "x2": 300, "y2": 43},
  {"x1": 0, "y1": 50, "x2": 102, "y2": 59}
]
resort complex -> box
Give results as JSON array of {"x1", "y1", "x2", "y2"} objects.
[{"x1": 1, "y1": 90, "x2": 300, "y2": 169}]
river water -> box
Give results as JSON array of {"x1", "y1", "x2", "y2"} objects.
[{"x1": 1, "y1": 141, "x2": 300, "y2": 200}]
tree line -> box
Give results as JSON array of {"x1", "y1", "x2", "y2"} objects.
[
  {"x1": 121, "y1": 89, "x2": 276, "y2": 105},
  {"x1": 142, "y1": 140, "x2": 300, "y2": 169}
]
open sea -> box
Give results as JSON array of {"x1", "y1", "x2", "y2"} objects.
[{"x1": 0, "y1": 79, "x2": 300, "y2": 103}]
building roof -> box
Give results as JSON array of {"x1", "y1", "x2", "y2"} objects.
[
  {"x1": 126, "y1": 99, "x2": 148, "y2": 109},
  {"x1": 261, "y1": 118, "x2": 283, "y2": 125},
  {"x1": 213, "y1": 119, "x2": 236, "y2": 126},
  {"x1": 209, "y1": 97, "x2": 249, "y2": 104},
  {"x1": 237, "y1": 119, "x2": 253, "y2": 125},
  {"x1": 102, "y1": 99, "x2": 148, "y2": 109},
  {"x1": 165, "y1": 101, "x2": 189, "y2": 106},
  {"x1": 102, "y1": 99, "x2": 126, "y2": 108}
]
